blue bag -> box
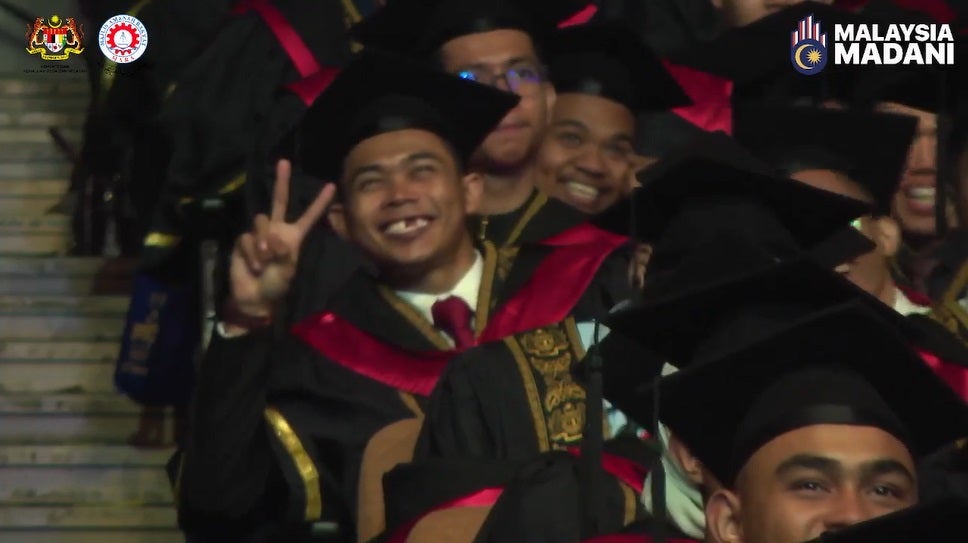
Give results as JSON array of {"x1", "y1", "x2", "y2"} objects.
[{"x1": 115, "y1": 273, "x2": 200, "y2": 406}]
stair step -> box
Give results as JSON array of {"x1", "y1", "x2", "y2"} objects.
[
  {"x1": 0, "y1": 180, "x2": 69, "y2": 196},
  {"x1": 0, "y1": 295, "x2": 128, "y2": 340},
  {"x1": 0, "y1": 531, "x2": 183, "y2": 543},
  {"x1": 0, "y1": 444, "x2": 172, "y2": 467},
  {"x1": 0, "y1": 127, "x2": 81, "y2": 145},
  {"x1": 0, "y1": 142, "x2": 70, "y2": 162},
  {"x1": 0, "y1": 79, "x2": 89, "y2": 97},
  {"x1": 0, "y1": 236, "x2": 68, "y2": 256},
  {"x1": 0, "y1": 341, "x2": 118, "y2": 361},
  {"x1": 0, "y1": 465, "x2": 173, "y2": 506},
  {"x1": 0, "y1": 196, "x2": 61, "y2": 215},
  {"x1": 0, "y1": 530, "x2": 184, "y2": 543},
  {"x1": 0, "y1": 361, "x2": 116, "y2": 393},
  {"x1": 0, "y1": 393, "x2": 139, "y2": 414},
  {"x1": 0, "y1": 257, "x2": 136, "y2": 293},
  {"x1": 0, "y1": 394, "x2": 151, "y2": 444},
  {"x1": 0, "y1": 295, "x2": 129, "y2": 313},
  {"x1": 0, "y1": 257, "x2": 133, "y2": 276},
  {"x1": 0, "y1": 315, "x2": 123, "y2": 339},
  {"x1": 0, "y1": 505, "x2": 176, "y2": 529},
  {"x1": 0, "y1": 112, "x2": 86, "y2": 129},
  {"x1": 0, "y1": 162, "x2": 72, "y2": 179},
  {"x1": 0, "y1": 96, "x2": 89, "y2": 113},
  {"x1": 0, "y1": 216, "x2": 70, "y2": 234}
]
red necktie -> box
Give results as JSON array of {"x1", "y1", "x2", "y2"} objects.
[{"x1": 431, "y1": 296, "x2": 475, "y2": 350}]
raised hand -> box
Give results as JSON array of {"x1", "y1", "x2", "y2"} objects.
[{"x1": 228, "y1": 159, "x2": 336, "y2": 318}]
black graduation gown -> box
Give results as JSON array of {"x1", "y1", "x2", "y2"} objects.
[
  {"x1": 174, "y1": 234, "x2": 634, "y2": 542},
  {"x1": 472, "y1": 189, "x2": 592, "y2": 247}
]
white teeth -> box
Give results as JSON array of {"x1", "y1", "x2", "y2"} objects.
[
  {"x1": 565, "y1": 181, "x2": 599, "y2": 202},
  {"x1": 384, "y1": 218, "x2": 429, "y2": 235},
  {"x1": 908, "y1": 187, "x2": 936, "y2": 202}
]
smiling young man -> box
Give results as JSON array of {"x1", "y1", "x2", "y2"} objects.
[
  {"x1": 612, "y1": 290, "x2": 968, "y2": 543},
  {"x1": 534, "y1": 21, "x2": 690, "y2": 215},
  {"x1": 350, "y1": 0, "x2": 604, "y2": 246},
  {"x1": 173, "y1": 50, "x2": 635, "y2": 543}
]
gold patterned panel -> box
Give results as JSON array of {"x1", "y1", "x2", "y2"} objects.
[
  {"x1": 264, "y1": 407, "x2": 323, "y2": 521},
  {"x1": 930, "y1": 260, "x2": 968, "y2": 345},
  {"x1": 505, "y1": 318, "x2": 587, "y2": 452}
]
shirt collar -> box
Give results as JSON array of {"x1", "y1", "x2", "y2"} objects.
[
  {"x1": 396, "y1": 251, "x2": 483, "y2": 323},
  {"x1": 894, "y1": 286, "x2": 931, "y2": 316}
]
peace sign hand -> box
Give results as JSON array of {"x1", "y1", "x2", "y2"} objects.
[{"x1": 228, "y1": 159, "x2": 337, "y2": 318}]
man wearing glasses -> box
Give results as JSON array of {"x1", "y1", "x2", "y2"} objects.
[{"x1": 351, "y1": 0, "x2": 598, "y2": 246}]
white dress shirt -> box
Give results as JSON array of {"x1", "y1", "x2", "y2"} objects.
[
  {"x1": 396, "y1": 251, "x2": 483, "y2": 347},
  {"x1": 894, "y1": 287, "x2": 931, "y2": 316}
]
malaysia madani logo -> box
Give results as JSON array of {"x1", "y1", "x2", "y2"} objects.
[{"x1": 791, "y1": 15, "x2": 827, "y2": 75}]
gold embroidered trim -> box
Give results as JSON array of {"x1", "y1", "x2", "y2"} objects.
[
  {"x1": 506, "y1": 318, "x2": 586, "y2": 451},
  {"x1": 495, "y1": 245, "x2": 520, "y2": 283},
  {"x1": 475, "y1": 241, "x2": 498, "y2": 336},
  {"x1": 144, "y1": 232, "x2": 181, "y2": 247},
  {"x1": 340, "y1": 0, "x2": 363, "y2": 22},
  {"x1": 265, "y1": 407, "x2": 323, "y2": 521},
  {"x1": 399, "y1": 391, "x2": 424, "y2": 418},
  {"x1": 506, "y1": 335, "x2": 551, "y2": 452},
  {"x1": 378, "y1": 286, "x2": 452, "y2": 350},
  {"x1": 931, "y1": 260, "x2": 968, "y2": 340},
  {"x1": 619, "y1": 482, "x2": 637, "y2": 526},
  {"x1": 505, "y1": 192, "x2": 548, "y2": 246}
]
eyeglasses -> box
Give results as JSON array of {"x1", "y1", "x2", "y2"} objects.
[{"x1": 456, "y1": 62, "x2": 544, "y2": 94}]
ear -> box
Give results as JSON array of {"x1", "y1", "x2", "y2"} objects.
[
  {"x1": 706, "y1": 489, "x2": 744, "y2": 543},
  {"x1": 461, "y1": 172, "x2": 484, "y2": 215},
  {"x1": 873, "y1": 216, "x2": 901, "y2": 258},
  {"x1": 327, "y1": 202, "x2": 349, "y2": 240},
  {"x1": 667, "y1": 432, "x2": 705, "y2": 487},
  {"x1": 630, "y1": 154, "x2": 656, "y2": 175}
]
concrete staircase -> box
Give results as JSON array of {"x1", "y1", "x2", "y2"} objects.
[{"x1": 0, "y1": 77, "x2": 183, "y2": 542}]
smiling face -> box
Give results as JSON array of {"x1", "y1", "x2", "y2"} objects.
[
  {"x1": 789, "y1": 168, "x2": 900, "y2": 306},
  {"x1": 439, "y1": 29, "x2": 554, "y2": 172},
  {"x1": 328, "y1": 128, "x2": 481, "y2": 276},
  {"x1": 706, "y1": 424, "x2": 917, "y2": 543},
  {"x1": 875, "y1": 102, "x2": 940, "y2": 237},
  {"x1": 535, "y1": 93, "x2": 640, "y2": 214}
]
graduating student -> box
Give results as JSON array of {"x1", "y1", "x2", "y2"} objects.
[
  {"x1": 735, "y1": 105, "x2": 968, "y2": 397},
  {"x1": 534, "y1": 21, "x2": 691, "y2": 215},
  {"x1": 611, "y1": 295, "x2": 968, "y2": 543},
  {"x1": 174, "y1": 50, "x2": 632, "y2": 543},
  {"x1": 351, "y1": 0, "x2": 603, "y2": 246}
]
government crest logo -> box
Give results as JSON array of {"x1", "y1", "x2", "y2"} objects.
[
  {"x1": 98, "y1": 14, "x2": 148, "y2": 64},
  {"x1": 791, "y1": 14, "x2": 827, "y2": 75},
  {"x1": 25, "y1": 15, "x2": 85, "y2": 61}
]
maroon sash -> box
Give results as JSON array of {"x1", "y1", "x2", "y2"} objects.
[
  {"x1": 290, "y1": 225, "x2": 627, "y2": 396},
  {"x1": 233, "y1": 0, "x2": 320, "y2": 77}
]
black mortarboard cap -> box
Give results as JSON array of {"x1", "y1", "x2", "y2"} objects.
[
  {"x1": 350, "y1": 0, "x2": 590, "y2": 56},
  {"x1": 811, "y1": 494, "x2": 968, "y2": 543},
  {"x1": 733, "y1": 105, "x2": 919, "y2": 214},
  {"x1": 606, "y1": 239, "x2": 898, "y2": 370},
  {"x1": 297, "y1": 50, "x2": 520, "y2": 181},
  {"x1": 667, "y1": 2, "x2": 867, "y2": 104},
  {"x1": 647, "y1": 300, "x2": 968, "y2": 487},
  {"x1": 546, "y1": 21, "x2": 691, "y2": 113},
  {"x1": 592, "y1": 130, "x2": 871, "y2": 261}
]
